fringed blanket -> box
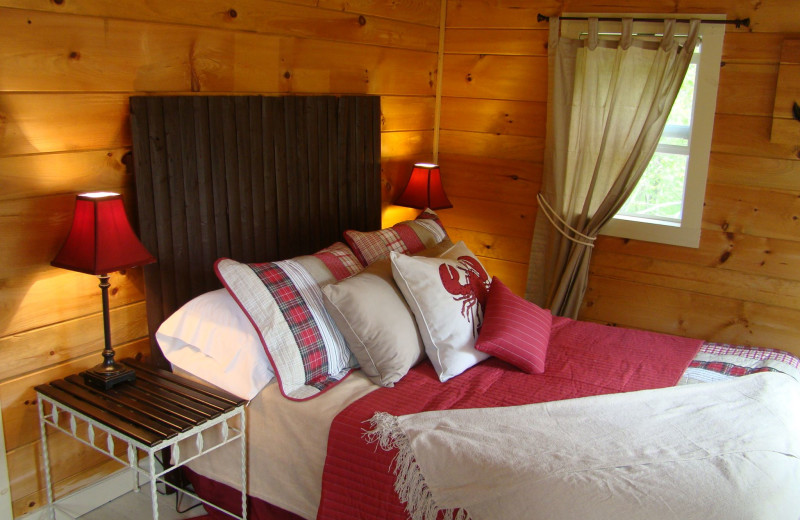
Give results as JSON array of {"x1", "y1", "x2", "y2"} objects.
[
  {"x1": 366, "y1": 372, "x2": 800, "y2": 520},
  {"x1": 317, "y1": 317, "x2": 703, "y2": 519}
]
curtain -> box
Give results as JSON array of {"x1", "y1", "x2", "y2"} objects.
[{"x1": 525, "y1": 17, "x2": 700, "y2": 317}]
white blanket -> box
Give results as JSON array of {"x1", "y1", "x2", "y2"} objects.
[{"x1": 367, "y1": 372, "x2": 800, "y2": 520}]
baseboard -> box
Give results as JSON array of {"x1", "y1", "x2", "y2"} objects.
[{"x1": 19, "y1": 467, "x2": 137, "y2": 520}]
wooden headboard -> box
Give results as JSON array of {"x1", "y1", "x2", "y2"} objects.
[{"x1": 130, "y1": 95, "x2": 381, "y2": 367}]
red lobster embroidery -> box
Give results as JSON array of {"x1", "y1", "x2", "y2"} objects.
[{"x1": 439, "y1": 256, "x2": 490, "y2": 328}]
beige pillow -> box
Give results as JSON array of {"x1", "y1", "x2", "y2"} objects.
[
  {"x1": 391, "y1": 241, "x2": 492, "y2": 382},
  {"x1": 321, "y1": 240, "x2": 453, "y2": 387}
]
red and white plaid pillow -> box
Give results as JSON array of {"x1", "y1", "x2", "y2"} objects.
[
  {"x1": 215, "y1": 255, "x2": 356, "y2": 401},
  {"x1": 344, "y1": 209, "x2": 449, "y2": 266},
  {"x1": 309, "y1": 241, "x2": 363, "y2": 281}
]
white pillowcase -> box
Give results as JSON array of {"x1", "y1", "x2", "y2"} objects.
[
  {"x1": 391, "y1": 241, "x2": 492, "y2": 382},
  {"x1": 156, "y1": 288, "x2": 275, "y2": 400}
]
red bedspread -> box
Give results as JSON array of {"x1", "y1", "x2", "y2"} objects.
[{"x1": 316, "y1": 317, "x2": 703, "y2": 519}]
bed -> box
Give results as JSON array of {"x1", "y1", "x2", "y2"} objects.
[{"x1": 130, "y1": 95, "x2": 800, "y2": 520}]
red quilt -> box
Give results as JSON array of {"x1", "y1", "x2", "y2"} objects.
[{"x1": 316, "y1": 317, "x2": 703, "y2": 519}]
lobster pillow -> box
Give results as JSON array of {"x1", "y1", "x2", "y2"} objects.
[{"x1": 390, "y1": 241, "x2": 491, "y2": 382}]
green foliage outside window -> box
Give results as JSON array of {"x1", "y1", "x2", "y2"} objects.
[{"x1": 618, "y1": 57, "x2": 698, "y2": 222}]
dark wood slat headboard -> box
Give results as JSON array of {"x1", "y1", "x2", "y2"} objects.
[{"x1": 130, "y1": 95, "x2": 381, "y2": 367}]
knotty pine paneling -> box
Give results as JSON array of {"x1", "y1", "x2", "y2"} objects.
[
  {"x1": 443, "y1": 196, "x2": 535, "y2": 238},
  {"x1": 0, "y1": 0, "x2": 440, "y2": 51},
  {"x1": 582, "y1": 275, "x2": 800, "y2": 351},
  {"x1": 0, "y1": 303, "x2": 147, "y2": 388},
  {"x1": 0, "y1": 0, "x2": 437, "y2": 516},
  {"x1": 446, "y1": 0, "x2": 560, "y2": 28},
  {"x1": 590, "y1": 250, "x2": 800, "y2": 311},
  {"x1": 0, "y1": 149, "x2": 131, "y2": 201},
  {"x1": 445, "y1": 28, "x2": 549, "y2": 55},
  {"x1": 441, "y1": 98, "x2": 546, "y2": 137},
  {"x1": 722, "y1": 32, "x2": 784, "y2": 63},
  {"x1": 0, "y1": 94, "x2": 132, "y2": 156},
  {"x1": 701, "y1": 182, "x2": 800, "y2": 242},
  {"x1": 716, "y1": 63, "x2": 778, "y2": 117},
  {"x1": 315, "y1": 0, "x2": 442, "y2": 26},
  {"x1": 707, "y1": 152, "x2": 800, "y2": 191},
  {"x1": 439, "y1": 129, "x2": 545, "y2": 161},
  {"x1": 438, "y1": 153, "x2": 541, "y2": 206},
  {"x1": 447, "y1": 227, "x2": 532, "y2": 264},
  {"x1": 712, "y1": 115, "x2": 800, "y2": 161},
  {"x1": 442, "y1": 54, "x2": 549, "y2": 101},
  {"x1": 595, "y1": 232, "x2": 800, "y2": 284},
  {"x1": 1, "y1": 7, "x2": 438, "y2": 95}
]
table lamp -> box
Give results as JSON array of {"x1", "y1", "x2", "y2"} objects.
[
  {"x1": 51, "y1": 192, "x2": 156, "y2": 389},
  {"x1": 394, "y1": 163, "x2": 453, "y2": 210}
]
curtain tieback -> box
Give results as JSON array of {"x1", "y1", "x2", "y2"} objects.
[{"x1": 536, "y1": 193, "x2": 596, "y2": 248}]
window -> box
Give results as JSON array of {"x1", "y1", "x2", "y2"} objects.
[
  {"x1": 616, "y1": 49, "x2": 699, "y2": 223},
  {"x1": 562, "y1": 16, "x2": 725, "y2": 248}
]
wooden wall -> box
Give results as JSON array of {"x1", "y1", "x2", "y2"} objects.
[
  {"x1": 0, "y1": 1, "x2": 437, "y2": 516},
  {"x1": 1, "y1": 0, "x2": 800, "y2": 517},
  {"x1": 436, "y1": 0, "x2": 800, "y2": 359}
]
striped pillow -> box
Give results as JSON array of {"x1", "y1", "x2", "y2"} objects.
[
  {"x1": 216, "y1": 257, "x2": 356, "y2": 401},
  {"x1": 475, "y1": 277, "x2": 552, "y2": 374},
  {"x1": 344, "y1": 209, "x2": 448, "y2": 267}
]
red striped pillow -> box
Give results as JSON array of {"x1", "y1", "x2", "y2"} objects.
[{"x1": 475, "y1": 277, "x2": 552, "y2": 374}]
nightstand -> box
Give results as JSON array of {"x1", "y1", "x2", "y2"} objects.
[{"x1": 35, "y1": 358, "x2": 248, "y2": 520}]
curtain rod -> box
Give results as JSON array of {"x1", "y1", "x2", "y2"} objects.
[{"x1": 536, "y1": 13, "x2": 750, "y2": 29}]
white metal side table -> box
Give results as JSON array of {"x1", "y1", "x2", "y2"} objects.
[{"x1": 35, "y1": 358, "x2": 247, "y2": 520}]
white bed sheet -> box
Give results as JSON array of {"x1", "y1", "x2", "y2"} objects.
[{"x1": 174, "y1": 368, "x2": 378, "y2": 519}]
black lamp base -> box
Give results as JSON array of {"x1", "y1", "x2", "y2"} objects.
[{"x1": 81, "y1": 363, "x2": 136, "y2": 390}]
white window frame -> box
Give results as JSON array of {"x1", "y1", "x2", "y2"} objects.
[{"x1": 561, "y1": 14, "x2": 725, "y2": 248}]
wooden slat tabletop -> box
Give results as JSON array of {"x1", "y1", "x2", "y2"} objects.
[{"x1": 35, "y1": 358, "x2": 246, "y2": 448}]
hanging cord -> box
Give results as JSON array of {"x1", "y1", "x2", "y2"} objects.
[{"x1": 536, "y1": 193, "x2": 596, "y2": 247}]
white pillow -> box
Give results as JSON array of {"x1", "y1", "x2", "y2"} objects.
[
  {"x1": 390, "y1": 241, "x2": 492, "y2": 382},
  {"x1": 156, "y1": 288, "x2": 274, "y2": 400}
]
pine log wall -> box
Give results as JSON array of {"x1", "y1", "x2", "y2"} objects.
[{"x1": 0, "y1": 0, "x2": 798, "y2": 517}]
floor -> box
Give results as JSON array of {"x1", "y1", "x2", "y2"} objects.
[{"x1": 78, "y1": 482, "x2": 208, "y2": 519}]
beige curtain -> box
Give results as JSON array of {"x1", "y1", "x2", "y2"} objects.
[{"x1": 525, "y1": 17, "x2": 700, "y2": 317}]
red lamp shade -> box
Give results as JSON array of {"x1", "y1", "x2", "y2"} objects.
[
  {"x1": 394, "y1": 163, "x2": 453, "y2": 210},
  {"x1": 52, "y1": 192, "x2": 156, "y2": 275}
]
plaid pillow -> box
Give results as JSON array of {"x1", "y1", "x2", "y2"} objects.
[
  {"x1": 344, "y1": 208, "x2": 449, "y2": 267},
  {"x1": 216, "y1": 257, "x2": 356, "y2": 401},
  {"x1": 309, "y1": 242, "x2": 363, "y2": 281}
]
